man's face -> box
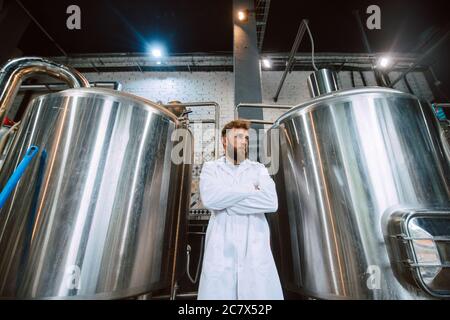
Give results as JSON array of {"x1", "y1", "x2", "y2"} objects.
[{"x1": 223, "y1": 128, "x2": 249, "y2": 164}]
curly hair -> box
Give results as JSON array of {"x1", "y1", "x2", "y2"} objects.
[{"x1": 221, "y1": 119, "x2": 251, "y2": 138}]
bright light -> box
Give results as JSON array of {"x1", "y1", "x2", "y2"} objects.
[
  {"x1": 237, "y1": 10, "x2": 247, "y2": 21},
  {"x1": 151, "y1": 48, "x2": 162, "y2": 58},
  {"x1": 378, "y1": 56, "x2": 391, "y2": 69},
  {"x1": 156, "y1": 61, "x2": 161, "y2": 65},
  {"x1": 262, "y1": 59, "x2": 272, "y2": 69}
]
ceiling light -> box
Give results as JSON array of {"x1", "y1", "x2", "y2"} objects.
[
  {"x1": 151, "y1": 48, "x2": 162, "y2": 58},
  {"x1": 262, "y1": 59, "x2": 272, "y2": 69},
  {"x1": 237, "y1": 10, "x2": 248, "y2": 22},
  {"x1": 378, "y1": 56, "x2": 392, "y2": 69}
]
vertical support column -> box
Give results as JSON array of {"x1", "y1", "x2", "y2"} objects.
[{"x1": 233, "y1": 0, "x2": 263, "y2": 160}]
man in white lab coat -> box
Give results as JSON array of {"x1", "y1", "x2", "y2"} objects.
[{"x1": 197, "y1": 120, "x2": 283, "y2": 300}]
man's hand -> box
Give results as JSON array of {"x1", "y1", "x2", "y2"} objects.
[
  {"x1": 200, "y1": 163, "x2": 256, "y2": 211},
  {"x1": 226, "y1": 165, "x2": 278, "y2": 215}
]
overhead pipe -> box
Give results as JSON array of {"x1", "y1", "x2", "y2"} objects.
[
  {"x1": 0, "y1": 57, "x2": 90, "y2": 127},
  {"x1": 163, "y1": 101, "x2": 221, "y2": 159},
  {"x1": 18, "y1": 81, "x2": 122, "y2": 92},
  {"x1": 235, "y1": 103, "x2": 292, "y2": 125}
]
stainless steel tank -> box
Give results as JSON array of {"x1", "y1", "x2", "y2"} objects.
[
  {"x1": 267, "y1": 87, "x2": 450, "y2": 299},
  {"x1": 0, "y1": 87, "x2": 192, "y2": 299}
]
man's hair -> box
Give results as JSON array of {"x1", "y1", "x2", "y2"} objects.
[{"x1": 221, "y1": 119, "x2": 251, "y2": 138}]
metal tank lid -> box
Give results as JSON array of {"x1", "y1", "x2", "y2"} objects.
[
  {"x1": 33, "y1": 87, "x2": 180, "y2": 124},
  {"x1": 272, "y1": 86, "x2": 418, "y2": 127}
]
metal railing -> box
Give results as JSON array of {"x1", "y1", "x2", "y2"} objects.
[
  {"x1": 235, "y1": 103, "x2": 292, "y2": 125},
  {"x1": 164, "y1": 101, "x2": 221, "y2": 159}
]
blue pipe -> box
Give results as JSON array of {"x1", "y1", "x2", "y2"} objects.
[
  {"x1": 433, "y1": 104, "x2": 447, "y2": 121},
  {"x1": 0, "y1": 146, "x2": 39, "y2": 210}
]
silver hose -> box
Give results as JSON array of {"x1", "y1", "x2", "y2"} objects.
[
  {"x1": 304, "y1": 21, "x2": 319, "y2": 72},
  {"x1": 186, "y1": 234, "x2": 205, "y2": 284}
]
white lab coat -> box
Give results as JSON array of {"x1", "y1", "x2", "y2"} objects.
[{"x1": 197, "y1": 156, "x2": 283, "y2": 300}]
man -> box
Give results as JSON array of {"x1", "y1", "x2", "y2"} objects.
[{"x1": 197, "y1": 120, "x2": 283, "y2": 300}]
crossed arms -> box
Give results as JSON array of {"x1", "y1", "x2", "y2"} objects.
[{"x1": 199, "y1": 162, "x2": 278, "y2": 214}]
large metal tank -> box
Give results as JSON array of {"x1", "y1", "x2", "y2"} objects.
[
  {"x1": 267, "y1": 86, "x2": 450, "y2": 299},
  {"x1": 0, "y1": 87, "x2": 192, "y2": 299}
]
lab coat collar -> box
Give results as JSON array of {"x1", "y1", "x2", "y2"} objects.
[{"x1": 217, "y1": 156, "x2": 252, "y2": 177}]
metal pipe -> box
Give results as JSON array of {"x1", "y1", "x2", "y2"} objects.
[
  {"x1": 163, "y1": 102, "x2": 220, "y2": 159},
  {"x1": 244, "y1": 119, "x2": 274, "y2": 125},
  {"x1": 169, "y1": 281, "x2": 179, "y2": 300},
  {"x1": 403, "y1": 74, "x2": 414, "y2": 94},
  {"x1": 273, "y1": 20, "x2": 308, "y2": 102},
  {"x1": 307, "y1": 69, "x2": 340, "y2": 98},
  {"x1": 151, "y1": 292, "x2": 198, "y2": 300},
  {"x1": 235, "y1": 103, "x2": 292, "y2": 119},
  {"x1": 390, "y1": 30, "x2": 450, "y2": 87},
  {"x1": 0, "y1": 57, "x2": 90, "y2": 126},
  {"x1": 93, "y1": 81, "x2": 123, "y2": 91},
  {"x1": 190, "y1": 120, "x2": 215, "y2": 124},
  {"x1": 359, "y1": 71, "x2": 367, "y2": 86},
  {"x1": 18, "y1": 81, "x2": 122, "y2": 92},
  {"x1": 235, "y1": 103, "x2": 292, "y2": 126}
]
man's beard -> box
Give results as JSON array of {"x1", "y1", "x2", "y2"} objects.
[{"x1": 226, "y1": 144, "x2": 248, "y2": 164}]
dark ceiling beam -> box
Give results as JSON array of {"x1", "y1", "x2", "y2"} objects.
[
  {"x1": 66, "y1": 64, "x2": 426, "y2": 74},
  {"x1": 47, "y1": 52, "x2": 420, "y2": 73},
  {"x1": 15, "y1": 0, "x2": 68, "y2": 57},
  {"x1": 0, "y1": 0, "x2": 31, "y2": 64},
  {"x1": 390, "y1": 29, "x2": 450, "y2": 87},
  {"x1": 255, "y1": 0, "x2": 271, "y2": 51}
]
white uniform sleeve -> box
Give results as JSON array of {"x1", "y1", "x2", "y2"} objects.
[
  {"x1": 200, "y1": 162, "x2": 255, "y2": 211},
  {"x1": 227, "y1": 165, "x2": 278, "y2": 215}
]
